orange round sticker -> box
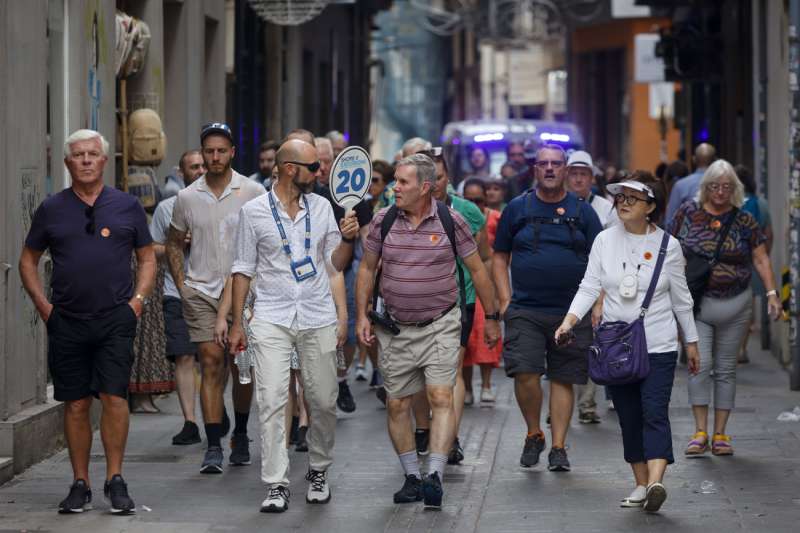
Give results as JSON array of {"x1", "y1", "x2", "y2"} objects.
[
  {"x1": 430, "y1": 234, "x2": 440, "y2": 243},
  {"x1": 100, "y1": 227, "x2": 111, "y2": 238},
  {"x1": 644, "y1": 252, "x2": 653, "y2": 261},
  {"x1": 556, "y1": 207, "x2": 566, "y2": 215},
  {"x1": 710, "y1": 220, "x2": 722, "y2": 230}
]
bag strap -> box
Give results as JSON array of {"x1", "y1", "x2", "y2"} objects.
[
  {"x1": 373, "y1": 205, "x2": 399, "y2": 308},
  {"x1": 640, "y1": 231, "x2": 671, "y2": 317},
  {"x1": 436, "y1": 201, "x2": 467, "y2": 318},
  {"x1": 711, "y1": 208, "x2": 738, "y2": 264}
]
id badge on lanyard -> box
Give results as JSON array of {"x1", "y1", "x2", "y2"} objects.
[
  {"x1": 291, "y1": 256, "x2": 317, "y2": 281},
  {"x1": 270, "y1": 192, "x2": 318, "y2": 282}
]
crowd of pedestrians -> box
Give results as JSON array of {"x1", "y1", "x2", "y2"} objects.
[{"x1": 19, "y1": 124, "x2": 781, "y2": 518}]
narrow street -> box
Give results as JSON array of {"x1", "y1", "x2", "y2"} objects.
[{"x1": 1, "y1": 336, "x2": 798, "y2": 532}]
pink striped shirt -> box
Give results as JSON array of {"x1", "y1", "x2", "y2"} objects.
[{"x1": 365, "y1": 199, "x2": 477, "y2": 322}]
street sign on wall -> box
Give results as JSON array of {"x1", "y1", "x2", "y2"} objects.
[
  {"x1": 508, "y1": 45, "x2": 547, "y2": 105},
  {"x1": 634, "y1": 33, "x2": 665, "y2": 83}
]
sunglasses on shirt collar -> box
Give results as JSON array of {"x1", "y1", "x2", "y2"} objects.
[{"x1": 281, "y1": 160, "x2": 321, "y2": 173}]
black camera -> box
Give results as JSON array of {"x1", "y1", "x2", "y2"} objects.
[{"x1": 368, "y1": 310, "x2": 400, "y2": 336}]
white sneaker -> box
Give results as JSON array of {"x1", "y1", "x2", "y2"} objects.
[
  {"x1": 643, "y1": 482, "x2": 667, "y2": 513},
  {"x1": 464, "y1": 391, "x2": 474, "y2": 406},
  {"x1": 306, "y1": 470, "x2": 331, "y2": 504},
  {"x1": 260, "y1": 485, "x2": 289, "y2": 513},
  {"x1": 480, "y1": 388, "x2": 496, "y2": 404},
  {"x1": 355, "y1": 365, "x2": 368, "y2": 382},
  {"x1": 620, "y1": 485, "x2": 646, "y2": 508}
]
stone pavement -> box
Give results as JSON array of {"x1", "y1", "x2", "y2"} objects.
[{"x1": 1, "y1": 337, "x2": 799, "y2": 532}]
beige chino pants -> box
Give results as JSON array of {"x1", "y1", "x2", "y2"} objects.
[{"x1": 249, "y1": 317, "x2": 338, "y2": 487}]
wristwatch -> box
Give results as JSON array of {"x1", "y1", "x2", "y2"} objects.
[
  {"x1": 134, "y1": 293, "x2": 147, "y2": 305},
  {"x1": 341, "y1": 236, "x2": 355, "y2": 243},
  {"x1": 485, "y1": 311, "x2": 501, "y2": 321},
  {"x1": 766, "y1": 289, "x2": 778, "y2": 298}
]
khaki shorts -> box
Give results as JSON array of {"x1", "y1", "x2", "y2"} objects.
[
  {"x1": 376, "y1": 306, "x2": 461, "y2": 399},
  {"x1": 181, "y1": 284, "x2": 221, "y2": 344}
]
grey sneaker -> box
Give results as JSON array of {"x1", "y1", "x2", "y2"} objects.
[
  {"x1": 200, "y1": 446, "x2": 224, "y2": 474},
  {"x1": 305, "y1": 470, "x2": 331, "y2": 504},
  {"x1": 229, "y1": 433, "x2": 251, "y2": 465},
  {"x1": 58, "y1": 479, "x2": 92, "y2": 514},
  {"x1": 547, "y1": 447, "x2": 571, "y2": 472},
  {"x1": 520, "y1": 433, "x2": 546, "y2": 467},
  {"x1": 260, "y1": 485, "x2": 290, "y2": 513}
]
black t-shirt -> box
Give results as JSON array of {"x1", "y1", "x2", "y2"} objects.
[
  {"x1": 315, "y1": 183, "x2": 372, "y2": 269},
  {"x1": 25, "y1": 186, "x2": 152, "y2": 319}
]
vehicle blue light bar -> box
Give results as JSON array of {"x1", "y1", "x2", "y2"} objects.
[
  {"x1": 540, "y1": 132, "x2": 570, "y2": 143},
  {"x1": 474, "y1": 132, "x2": 504, "y2": 143}
]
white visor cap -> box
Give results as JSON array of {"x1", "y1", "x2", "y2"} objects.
[{"x1": 606, "y1": 180, "x2": 655, "y2": 199}]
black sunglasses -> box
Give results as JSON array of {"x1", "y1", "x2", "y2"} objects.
[
  {"x1": 614, "y1": 193, "x2": 652, "y2": 206},
  {"x1": 84, "y1": 205, "x2": 95, "y2": 235},
  {"x1": 282, "y1": 160, "x2": 321, "y2": 173}
]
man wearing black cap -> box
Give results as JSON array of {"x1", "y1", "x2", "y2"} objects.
[{"x1": 166, "y1": 122, "x2": 265, "y2": 473}]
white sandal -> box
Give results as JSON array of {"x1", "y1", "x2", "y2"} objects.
[
  {"x1": 643, "y1": 482, "x2": 667, "y2": 513},
  {"x1": 620, "y1": 485, "x2": 646, "y2": 508}
]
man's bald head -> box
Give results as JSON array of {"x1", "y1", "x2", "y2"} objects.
[
  {"x1": 694, "y1": 143, "x2": 716, "y2": 169},
  {"x1": 276, "y1": 139, "x2": 317, "y2": 168}
]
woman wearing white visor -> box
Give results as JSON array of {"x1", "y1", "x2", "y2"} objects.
[{"x1": 555, "y1": 172, "x2": 700, "y2": 513}]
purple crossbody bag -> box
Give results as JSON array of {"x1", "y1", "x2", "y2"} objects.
[{"x1": 588, "y1": 231, "x2": 670, "y2": 386}]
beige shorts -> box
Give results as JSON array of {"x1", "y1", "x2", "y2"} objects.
[
  {"x1": 181, "y1": 284, "x2": 222, "y2": 344},
  {"x1": 376, "y1": 306, "x2": 461, "y2": 399}
]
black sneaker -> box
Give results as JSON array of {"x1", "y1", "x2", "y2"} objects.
[
  {"x1": 520, "y1": 433, "x2": 546, "y2": 468},
  {"x1": 369, "y1": 370, "x2": 384, "y2": 390},
  {"x1": 260, "y1": 485, "x2": 290, "y2": 513},
  {"x1": 548, "y1": 447, "x2": 571, "y2": 472},
  {"x1": 578, "y1": 411, "x2": 601, "y2": 424},
  {"x1": 103, "y1": 475, "x2": 135, "y2": 515},
  {"x1": 422, "y1": 472, "x2": 443, "y2": 509},
  {"x1": 200, "y1": 446, "x2": 224, "y2": 473},
  {"x1": 447, "y1": 437, "x2": 464, "y2": 465},
  {"x1": 375, "y1": 386, "x2": 387, "y2": 406},
  {"x1": 289, "y1": 415, "x2": 300, "y2": 445},
  {"x1": 337, "y1": 381, "x2": 356, "y2": 413},
  {"x1": 415, "y1": 429, "x2": 430, "y2": 456},
  {"x1": 229, "y1": 433, "x2": 251, "y2": 465},
  {"x1": 295, "y1": 426, "x2": 309, "y2": 452},
  {"x1": 172, "y1": 420, "x2": 201, "y2": 445},
  {"x1": 393, "y1": 475, "x2": 423, "y2": 504},
  {"x1": 58, "y1": 479, "x2": 92, "y2": 513},
  {"x1": 221, "y1": 408, "x2": 231, "y2": 438}
]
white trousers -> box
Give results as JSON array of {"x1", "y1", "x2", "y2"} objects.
[{"x1": 249, "y1": 318, "x2": 338, "y2": 487}]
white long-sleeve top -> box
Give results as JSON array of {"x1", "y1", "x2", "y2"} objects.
[{"x1": 568, "y1": 224, "x2": 699, "y2": 353}]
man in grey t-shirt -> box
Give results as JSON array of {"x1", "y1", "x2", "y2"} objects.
[{"x1": 151, "y1": 149, "x2": 205, "y2": 445}]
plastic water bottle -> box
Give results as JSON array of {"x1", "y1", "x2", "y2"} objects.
[
  {"x1": 699, "y1": 480, "x2": 716, "y2": 494},
  {"x1": 235, "y1": 351, "x2": 252, "y2": 385}
]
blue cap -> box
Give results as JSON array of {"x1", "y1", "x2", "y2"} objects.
[{"x1": 200, "y1": 122, "x2": 233, "y2": 144}]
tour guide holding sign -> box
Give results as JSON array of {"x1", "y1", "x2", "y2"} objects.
[{"x1": 227, "y1": 139, "x2": 359, "y2": 513}]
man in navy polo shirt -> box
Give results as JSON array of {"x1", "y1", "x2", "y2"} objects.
[
  {"x1": 19, "y1": 129, "x2": 155, "y2": 515},
  {"x1": 492, "y1": 143, "x2": 602, "y2": 473}
]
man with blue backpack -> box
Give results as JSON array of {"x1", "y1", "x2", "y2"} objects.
[{"x1": 492, "y1": 143, "x2": 603, "y2": 472}]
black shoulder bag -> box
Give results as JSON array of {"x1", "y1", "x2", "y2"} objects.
[{"x1": 683, "y1": 207, "x2": 737, "y2": 313}]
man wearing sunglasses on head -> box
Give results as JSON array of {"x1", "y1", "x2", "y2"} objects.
[
  {"x1": 227, "y1": 139, "x2": 360, "y2": 513},
  {"x1": 20, "y1": 129, "x2": 156, "y2": 515},
  {"x1": 166, "y1": 122, "x2": 266, "y2": 474}
]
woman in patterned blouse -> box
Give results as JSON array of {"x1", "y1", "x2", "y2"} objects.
[{"x1": 669, "y1": 159, "x2": 781, "y2": 457}]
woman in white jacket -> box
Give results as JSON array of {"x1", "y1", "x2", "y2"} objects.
[{"x1": 555, "y1": 173, "x2": 700, "y2": 513}]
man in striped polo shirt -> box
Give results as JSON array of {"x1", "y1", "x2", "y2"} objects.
[{"x1": 355, "y1": 154, "x2": 500, "y2": 509}]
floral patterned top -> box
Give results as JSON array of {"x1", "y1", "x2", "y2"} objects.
[{"x1": 669, "y1": 201, "x2": 765, "y2": 299}]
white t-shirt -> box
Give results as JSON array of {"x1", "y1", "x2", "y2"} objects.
[
  {"x1": 568, "y1": 224, "x2": 698, "y2": 353},
  {"x1": 589, "y1": 194, "x2": 619, "y2": 228}
]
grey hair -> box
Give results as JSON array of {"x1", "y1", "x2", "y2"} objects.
[
  {"x1": 402, "y1": 137, "x2": 432, "y2": 157},
  {"x1": 696, "y1": 159, "x2": 745, "y2": 208},
  {"x1": 535, "y1": 143, "x2": 566, "y2": 162},
  {"x1": 314, "y1": 137, "x2": 333, "y2": 155},
  {"x1": 64, "y1": 129, "x2": 109, "y2": 158},
  {"x1": 397, "y1": 153, "x2": 436, "y2": 187},
  {"x1": 325, "y1": 130, "x2": 345, "y2": 143}
]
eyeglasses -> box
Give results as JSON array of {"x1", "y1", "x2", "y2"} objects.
[
  {"x1": 706, "y1": 182, "x2": 733, "y2": 192},
  {"x1": 614, "y1": 193, "x2": 651, "y2": 206},
  {"x1": 282, "y1": 160, "x2": 321, "y2": 173},
  {"x1": 535, "y1": 160, "x2": 565, "y2": 169},
  {"x1": 84, "y1": 205, "x2": 95, "y2": 235}
]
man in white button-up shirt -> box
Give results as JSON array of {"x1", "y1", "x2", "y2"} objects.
[{"x1": 227, "y1": 139, "x2": 359, "y2": 513}]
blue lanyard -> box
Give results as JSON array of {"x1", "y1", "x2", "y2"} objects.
[{"x1": 268, "y1": 191, "x2": 311, "y2": 259}]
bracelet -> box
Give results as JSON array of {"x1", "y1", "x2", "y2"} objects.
[
  {"x1": 341, "y1": 236, "x2": 355, "y2": 243},
  {"x1": 765, "y1": 289, "x2": 778, "y2": 297},
  {"x1": 485, "y1": 312, "x2": 500, "y2": 321}
]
